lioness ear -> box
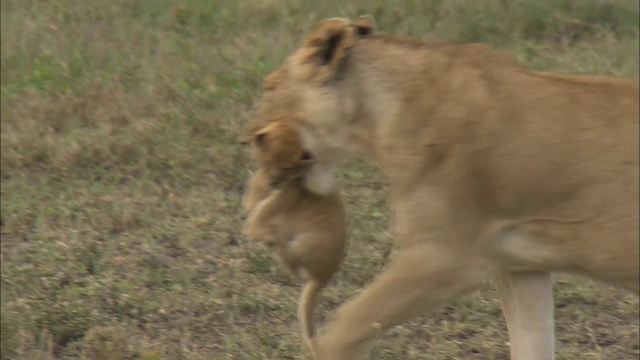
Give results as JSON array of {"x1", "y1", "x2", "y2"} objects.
[
  {"x1": 354, "y1": 15, "x2": 375, "y2": 36},
  {"x1": 306, "y1": 18, "x2": 353, "y2": 65},
  {"x1": 291, "y1": 18, "x2": 357, "y2": 83}
]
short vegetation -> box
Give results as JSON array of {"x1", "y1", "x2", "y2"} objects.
[{"x1": 1, "y1": 0, "x2": 638, "y2": 359}]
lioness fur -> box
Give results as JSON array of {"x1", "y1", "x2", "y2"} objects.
[
  {"x1": 242, "y1": 120, "x2": 347, "y2": 356},
  {"x1": 247, "y1": 16, "x2": 639, "y2": 360}
]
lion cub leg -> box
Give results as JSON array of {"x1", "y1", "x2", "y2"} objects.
[
  {"x1": 244, "y1": 185, "x2": 298, "y2": 242},
  {"x1": 275, "y1": 233, "x2": 339, "y2": 359},
  {"x1": 244, "y1": 197, "x2": 274, "y2": 242},
  {"x1": 274, "y1": 236, "x2": 326, "y2": 355},
  {"x1": 242, "y1": 169, "x2": 272, "y2": 213}
]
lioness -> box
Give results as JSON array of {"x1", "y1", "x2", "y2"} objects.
[
  {"x1": 242, "y1": 120, "x2": 348, "y2": 357},
  {"x1": 246, "y1": 16, "x2": 639, "y2": 360}
]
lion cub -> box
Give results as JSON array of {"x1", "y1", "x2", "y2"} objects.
[{"x1": 242, "y1": 120, "x2": 347, "y2": 355}]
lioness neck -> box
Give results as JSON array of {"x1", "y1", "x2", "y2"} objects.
[{"x1": 346, "y1": 40, "x2": 514, "y2": 146}]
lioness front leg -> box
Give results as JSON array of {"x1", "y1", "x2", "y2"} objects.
[
  {"x1": 314, "y1": 243, "x2": 489, "y2": 360},
  {"x1": 495, "y1": 269, "x2": 555, "y2": 360}
]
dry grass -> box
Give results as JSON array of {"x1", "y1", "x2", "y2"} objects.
[{"x1": 1, "y1": 0, "x2": 638, "y2": 359}]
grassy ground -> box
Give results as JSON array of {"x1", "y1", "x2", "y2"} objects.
[{"x1": 1, "y1": 0, "x2": 638, "y2": 359}]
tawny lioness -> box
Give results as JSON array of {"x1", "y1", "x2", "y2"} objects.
[{"x1": 247, "y1": 15, "x2": 638, "y2": 360}]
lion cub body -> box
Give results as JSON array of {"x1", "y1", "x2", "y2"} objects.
[{"x1": 242, "y1": 121, "x2": 347, "y2": 354}]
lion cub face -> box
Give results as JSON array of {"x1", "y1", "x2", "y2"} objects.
[{"x1": 249, "y1": 121, "x2": 316, "y2": 187}]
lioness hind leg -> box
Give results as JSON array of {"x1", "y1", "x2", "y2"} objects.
[
  {"x1": 314, "y1": 244, "x2": 488, "y2": 360},
  {"x1": 484, "y1": 221, "x2": 572, "y2": 272},
  {"x1": 495, "y1": 269, "x2": 555, "y2": 360}
]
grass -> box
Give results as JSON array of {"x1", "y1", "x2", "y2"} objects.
[{"x1": 1, "y1": 0, "x2": 638, "y2": 359}]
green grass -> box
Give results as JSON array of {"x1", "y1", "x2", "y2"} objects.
[{"x1": 1, "y1": 0, "x2": 638, "y2": 359}]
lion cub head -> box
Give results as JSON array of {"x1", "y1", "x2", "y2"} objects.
[{"x1": 248, "y1": 121, "x2": 316, "y2": 187}]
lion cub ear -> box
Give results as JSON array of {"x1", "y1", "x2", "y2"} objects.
[
  {"x1": 254, "y1": 131, "x2": 268, "y2": 147},
  {"x1": 251, "y1": 121, "x2": 282, "y2": 148}
]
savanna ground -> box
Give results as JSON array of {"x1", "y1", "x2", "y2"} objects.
[{"x1": 1, "y1": 0, "x2": 639, "y2": 359}]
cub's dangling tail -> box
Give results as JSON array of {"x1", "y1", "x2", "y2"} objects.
[{"x1": 298, "y1": 280, "x2": 325, "y2": 355}]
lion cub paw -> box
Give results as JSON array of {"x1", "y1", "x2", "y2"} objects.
[
  {"x1": 246, "y1": 228, "x2": 268, "y2": 242},
  {"x1": 243, "y1": 216, "x2": 268, "y2": 242}
]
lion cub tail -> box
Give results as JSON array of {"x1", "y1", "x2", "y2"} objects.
[{"x1": 298, "y1": 280, "x2": 324, "y2": 344}]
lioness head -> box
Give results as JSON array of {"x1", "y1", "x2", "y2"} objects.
[
  {"x1": 248, "y1": 120, "x2": 316, "y2": 187},
  {"x1": 248, "y1": 16, "x2": 377, "y2": 177}
]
